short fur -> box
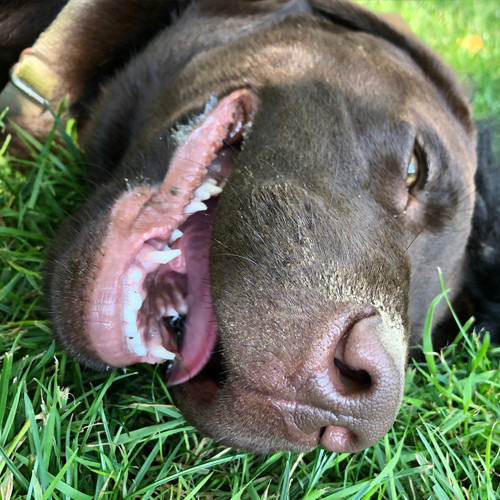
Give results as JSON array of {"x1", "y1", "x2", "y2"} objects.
[{"x1": 1, "y1": 0, "x2": 498, "y2": 453}]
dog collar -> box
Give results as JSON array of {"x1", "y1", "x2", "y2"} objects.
[
  {"x1": 9, "y1": 48, "x2": 59, "y2": 110},
  {"x1": 0, "y1": 0, "x2": 92, "y2": 119}
]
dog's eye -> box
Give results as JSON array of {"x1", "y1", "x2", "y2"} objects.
[
  {"x1": 406, "y1": 149, "x2": 426, "y2": 193},
  {"x1": 406, "y1": 154, "x2": 419, "y2": 189}
]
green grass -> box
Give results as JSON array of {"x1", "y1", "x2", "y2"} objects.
[
  {"x1": 1, "y1": 1, "x2": 499, "y2": 498},
  {"x1": 357, "y1": 0, "x2": 500, "y2": 118}
]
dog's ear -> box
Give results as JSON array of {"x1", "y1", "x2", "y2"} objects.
[
  {"x1": 465, "y1": 121, "x2": 500, "y2": 341},
  {"x1": 376, "y1": 12, "x2": 413, "y2": 37},
  {"x1": 310, "y1": 0, "x2": 473, "y2": 135}
]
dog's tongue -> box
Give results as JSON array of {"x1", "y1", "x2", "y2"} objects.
[{"x1": 166, "y1": 204, "x2": 218, "y2": 386}]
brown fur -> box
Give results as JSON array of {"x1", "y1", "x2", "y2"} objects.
[{"x1": 2, "y1": 1, "x2": 481, "y2": 453}]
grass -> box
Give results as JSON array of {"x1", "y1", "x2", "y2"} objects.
[{"x1": 0, "y1": 0, "x2": 499, "y2": 498}]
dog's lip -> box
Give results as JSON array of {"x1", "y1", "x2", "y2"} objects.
[
  {"x1": 84, "y1": 89, "x2": 258, "y2": 369},
  {"x1": 177, "y1": 376, "x2": 361, "y2": 451},
  {"x1": 248, "y1": 390, "x2": 360, "y2": 451}
]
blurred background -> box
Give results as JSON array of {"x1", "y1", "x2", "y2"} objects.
[{"x1": 356, "y1": 0, "x2": 499, "y2": 118}]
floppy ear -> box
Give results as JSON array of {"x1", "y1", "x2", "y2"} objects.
[
  {"x1": 465, "y1": 121, "x2": 500, "y2": 341},
  {"x1": 309, "y1": 0, "x2": 474, "y2": 135},
  {"x1": 0, "y1": 0, "x2": 189, "y2": 142}
]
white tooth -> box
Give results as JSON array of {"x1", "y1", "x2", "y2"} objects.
[
  {"x1": 194, "y1": 182, "x2": 223, "y2": 200},
  {"x1": 193, "y1": 185, "x2": 211, "y2": 201},
  {"x1": 169, "y1": 230, "x2": 183, "y2": 244},
  {"x1": 126, "y1": 333, "x2": 147, "y2": 356},
  {"x1": 183, "y1": 200, "x2": 207, "y2": 214},
  {"x1": 131, "y1": 292, "x2": 143, "y2": 310},
  {"x1": 129, "y1": 343, "x2": 147, "y2": 357},
  {"x1": 206, "y1": 178, "x2": 218, "y2": 186},
  {"x1": 205, "y1": 183, "x2": 223, "y2": 196},
  {"x1": 146, "y1": 248, "x2": 182, "y2": 264},
  {"x1": 166, "y1": 306, "x2": 179, "y2": 317},
  {"x1": 178, "y1": 303, "x2": 188, "y2": 315},
  {"x1": 150, "y1": 346, "x2": 176, "y2": 361},
  {"x1": 125, "y1": 266, "x2": 142, "y2": 285},
  {"x1": 124, "y1": 320, "x2": 136, "y2": 336},
  {"x1": 123, "y1": 306, "x2": 137, "y2": 326}
]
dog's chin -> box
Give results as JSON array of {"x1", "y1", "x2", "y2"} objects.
[
  {"x1": 171, "y1": 346, "x2": 372, "y2": 454},
  {"x1": 173, "y1": 344, "x2": 225, "y2": 409},
  {"x1": 171, "y1": 368, "x2": 325, "y2": 454}
]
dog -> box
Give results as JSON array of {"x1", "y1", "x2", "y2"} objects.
[{"x1": 1, "y1": 0, "x2": 497, "y2": 454}]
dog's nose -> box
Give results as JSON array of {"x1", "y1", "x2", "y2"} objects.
[{"x1": 293, "y1": 312, "x2": 405, "y2": 453}]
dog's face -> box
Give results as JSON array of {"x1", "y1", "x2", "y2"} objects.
[{"x1": 44, "y1": 3, "x2": 476, "y2": 453}]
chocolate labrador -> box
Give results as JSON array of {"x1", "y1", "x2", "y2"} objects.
[{"x1": 1, "y1": 0, "x2": 497, "y2": 454}]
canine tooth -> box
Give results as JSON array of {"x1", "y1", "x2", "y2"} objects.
[
  {"x1": 146, "y1": 248, "x2": 182, "y2": 264},
  {"x1": 169, "y1": 229, "x2": 183, "y2": 243},
  {"x1": 206, "y1": 178, "x2": 218, "y2": 186},
  {"x1": 183, "y1": 200, "x2": 207, "y2": 214},
  {"x1": 150, "y1": 346, "x2": 176, "y2": 360}
]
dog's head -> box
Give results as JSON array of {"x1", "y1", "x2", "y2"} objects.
[{"x1": 43, "y1": 0, "x2": 476, "y2": 453}]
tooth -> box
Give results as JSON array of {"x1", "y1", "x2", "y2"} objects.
[
  {"x1": 166, "y1": 306, "x2": 179, "y2": 317},
  {"x1": 130, "y1": 292, "x2": 143, "y2": 310},
  {"x1": 129, "y1": 343, "x2": 147, "y2": 357},
  {"x1": 125, "y1": 266, "x2": 142, "y2": 285},
  {"x1": 183, "y1": 200, "x2": 207, "y2": 214},
  {"x1": 123, "y1": 306, "x2": 137, "y2": 326},
  {"x1": 124, "y1": 320, "x2": 136, "y2": 335},
  {"x1": 169, "y1": 229, "x2": 183, "y2": 243},
  {"x1": 150, "y1": 346, "x2": 176, "y2": 360},
  {"x1": 206, "y1": 178, "x2": 218, "y2": 186},
  {"x1": 194, "y1": 182, "x2": 223, "y2": 200},
  {"x1": 177, "y1": 303, "x2": 188, "y2": 315},
  {"x1": 145, "y1": 248, "x2": 182, "y2": 264},
  {"x1": 126, "y1": 333, "x2": 147, "y2": 356},
  {"x1": 193, "y1": 185, "x2": 211, "y2": 201},
  {"x1": 207, "y1": 183, "x2": 223, "y2": 196}
]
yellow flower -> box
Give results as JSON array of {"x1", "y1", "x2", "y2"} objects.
[{"x1": 457, "y1": 34, "x2": 485, "y2": 52}]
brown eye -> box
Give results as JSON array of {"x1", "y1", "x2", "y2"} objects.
[{"x1": 406, "y1": 151, "x2": 425, "y2": 192}]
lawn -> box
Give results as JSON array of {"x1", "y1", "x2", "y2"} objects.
[{"x1": 0, "y1": 1, "x2": 499, "y2": 498}]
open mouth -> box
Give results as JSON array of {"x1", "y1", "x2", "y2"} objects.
[{"x1": 86, "y1": 89, "x2": 257, "y2": 385}]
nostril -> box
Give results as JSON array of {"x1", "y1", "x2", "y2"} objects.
[
  {"x1": 333, "y1": 357, "x2": 371, "y2": 393},
  {"x1": 310, "y1": 311, "x2": 405, "y2": 453}
]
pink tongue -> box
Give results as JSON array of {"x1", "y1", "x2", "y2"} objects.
[{"x1": 166, "y1": 203, "x2": 218, "y2": 386}]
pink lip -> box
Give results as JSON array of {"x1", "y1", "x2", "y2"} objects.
[{"x1": 84, "y1": 89, "x2": 258, "y2": 380}]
